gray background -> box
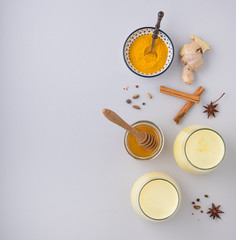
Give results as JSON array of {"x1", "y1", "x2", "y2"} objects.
[{"x1": 0, "y1": 0, "x2": 235, "y2": 239}]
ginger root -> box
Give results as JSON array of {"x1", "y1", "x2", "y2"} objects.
[{"x1": 180, "y1": 35, "x2": 210, "y2": 85}]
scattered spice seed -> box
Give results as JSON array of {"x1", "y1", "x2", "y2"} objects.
[
  {"x1": 142, "y1": 102, "x2": 145, "y2": 105},
  {"x1": 133, "y1": 105, "x2": 141, "y2": 110},
  {"x1": 194, "y1": 205, "x2": 201, "y2": 210},
  {"x1": 205, "y1": 195, "x2": 209, "y2": 198},
  {"x1": 192, "y1": 213, "x2": 194, "y2": 215},
  {"x1": 133, "y1": 94, "x2": 139, "y2": 99},
  {"x1": 192, "y1": 202, "x2": 195, "y2": 205},
  {"x1": 197, "y1": 198, "x2": 200, "y2": 202},
  {"x1": 147, "y1": 93, "x2": 152, "y2": 99},
  {"x1": 201, "y1": 210, "x2": 204, "y2": 213},
  {"x1": 135, "y1": 85, "x2": 139, "y2": 88},
  {"x1": 126, "y1": 99, "x2": 131, "y2": 104}
]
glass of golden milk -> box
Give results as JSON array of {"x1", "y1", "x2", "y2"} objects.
[
  {"x1": 124, "y1": 121, "x2": 164, "y2": 160},
  {"x1": 131, "y1": 172, "x2": 181, "y2": 221},
  {"x1": 173, "y1": 125, "x2": 226, "y2": 174}
]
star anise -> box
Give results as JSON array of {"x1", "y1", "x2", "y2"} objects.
[
  {"x1": 203, "y1": 93, "x2": 225, "y2": 118},
  {"x1": 207, "y1": 203, "x2": 224, "y2": 219}
]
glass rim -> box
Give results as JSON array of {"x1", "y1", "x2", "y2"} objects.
[
  {"x1": 184, "y1": 128, "x2": 226, "y2": 171},
  {"x1": 124, "y1": 120, "x2": 164, "y2": 160},
  {"x1": 138, "y1": 178, "x2": 180, "y2": 221}
]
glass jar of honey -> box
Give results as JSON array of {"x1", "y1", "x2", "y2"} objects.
[{"x1": 124, "y1": 120, "x2": 164, "y2": 160}]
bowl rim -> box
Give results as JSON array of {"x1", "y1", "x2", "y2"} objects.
[{"x1": 123, "y1": 27, "x2": 174, "y2": 78}]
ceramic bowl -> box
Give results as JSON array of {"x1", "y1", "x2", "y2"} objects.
[{"x1": 123, "y1": 27, "x2": 174, "y2": 78}]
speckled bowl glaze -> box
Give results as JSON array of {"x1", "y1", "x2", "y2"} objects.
[{"x1": 123, "y1": 27, "x2": 174, "y2": 78}]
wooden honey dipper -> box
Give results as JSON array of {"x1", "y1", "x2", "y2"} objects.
[{"x1": 102, "y1": 109, "x2": 158, "y2": 151}]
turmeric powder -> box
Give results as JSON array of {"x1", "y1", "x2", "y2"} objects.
[{"x1": 129, "y1": 34, "x2": 168, "y2": 74}]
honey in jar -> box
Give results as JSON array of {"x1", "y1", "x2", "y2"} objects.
[{"x1": 124, "y1": 121, "x2": 164, "y2": 160}]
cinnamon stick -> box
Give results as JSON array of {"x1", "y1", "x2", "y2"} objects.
[
  {"x1": 173, "y1": 86, "x2": 205, "y2": 124},
  {"x1": 160, "y1": 86, "x2": 200, "y2": 103}
]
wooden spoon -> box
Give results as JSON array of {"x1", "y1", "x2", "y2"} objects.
[{"x1": 102, "y1": 109, "x2": 158, "y2": 151}]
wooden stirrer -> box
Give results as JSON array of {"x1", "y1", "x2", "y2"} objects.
[{"x1": 102, "y1": 109, "x2": 158, "y2": 151}]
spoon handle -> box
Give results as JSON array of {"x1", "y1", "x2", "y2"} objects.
[
  {"x1": 102, "y1": 109, "x2": 140, "y2": 137},
  {"x1": 152, "y1": 11, "x2": 164, "y2": 40}
]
